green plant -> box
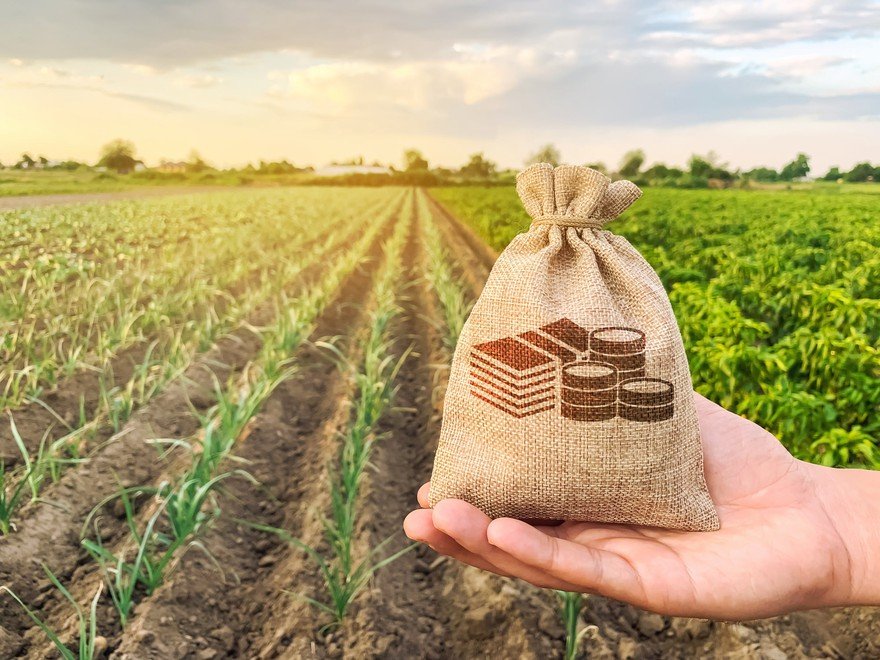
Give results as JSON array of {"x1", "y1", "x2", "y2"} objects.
[
  {"x1": 556, "y1": 591, "x2": 590, "y2": 660},
  {"x1": 429, "y1": 186, "x2": 880, "y2": 469},
  {"x1": 0, "y1": 565, "x2": 102, "y2": 660},
  {"x1": 244, "y1": 521, "x2": 414, "y2": 630},
  {"x1": 0, "y1": 417, "x2": 39, "y2": 534},
  {"x1": 419, "y1": 193, "x2": 472, "y2": 352},
  {"x1": 82, "y1": 489, "x2": 170, "y2": 625},
  {"x1": 295, "y1": 208, "x2": 413, "y2": 626}
]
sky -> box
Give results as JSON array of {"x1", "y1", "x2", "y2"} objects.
[{"x1": 0, "y1": 0, "x2": 879, "y2": 174}]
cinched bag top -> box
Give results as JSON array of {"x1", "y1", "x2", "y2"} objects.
[{"x1": 516, "y1": 162, "x2": 643, "y2": 228}]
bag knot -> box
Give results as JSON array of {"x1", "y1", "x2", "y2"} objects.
[{"x1": 516, "y1": 163, "x2": 642, "y2": 229}]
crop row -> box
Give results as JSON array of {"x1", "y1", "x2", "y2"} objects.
[
  {"x1": 418, "y1": 190, "x2": 588, "y2": 659},
  {"x1": 255, "y1": 191, "x2": 415, "y2": 632},
  {"x1": 0, "y1": 190, "x2": 402, "y2": 657},
  {"x1": 0, "y1": 191, "x2": 405, "y2": 535},
  {"x1": 0, "y1": 188, "x2": 393, "y2": 409}
]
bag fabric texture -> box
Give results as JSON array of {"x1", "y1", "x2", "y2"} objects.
[{"x1": 429, "y1": 163, "x2": 720, "y2": 531}]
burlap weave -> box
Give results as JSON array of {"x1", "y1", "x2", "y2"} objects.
[{"x1": 429, "y1": 163, "x2": 720, "y2": 531}]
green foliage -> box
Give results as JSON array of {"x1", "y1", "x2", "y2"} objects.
[
  {"x1": 431, "y1": 186, "x2": 880, "y2": 468},
  {"x1": 460, "y1": 152, "x2": 496, "y2": 178},
  {"x1": 556, "y1": 591, "x2": 590, "y2": 660},
  {"x1": 618, "y1": 149, "x2": 645, "y2": 177},
  {"x1": 1, "y1": 565, "x2": 102, "y2": 659},
  {"x1": 419, "y1": 194, "x2": 473, "y2": 352},
  {"x1": 780, "y1": 152, "x2": 810, "y2": 181}
]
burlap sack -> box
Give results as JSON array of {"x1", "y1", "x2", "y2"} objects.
[{"x1": 429, "y1": 163, "x2": 719, "y2": 531}]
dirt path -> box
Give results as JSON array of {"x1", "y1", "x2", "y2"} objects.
[{"x1": 0, "y1": 186, "x2": 231, "y2": 211}]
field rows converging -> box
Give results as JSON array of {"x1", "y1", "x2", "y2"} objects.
[
  {"x1": 0, "y1": 185, "x2": 877, "y2": 659},
  {"x1": 0, "y1": 189, "x2": 398, "y2": 477},
  {"x1": 0, "y1": 187, "x2": 405, "y2": 657}
]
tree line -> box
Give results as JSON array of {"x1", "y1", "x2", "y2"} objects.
[
  {"x1": 3, "y1": 140, "x2": 878, "y2": 187},
  {"x1": 524, "y1": 145, "x2": 879, "y2": 187}
]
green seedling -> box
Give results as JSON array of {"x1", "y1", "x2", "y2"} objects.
[{"x1": 0, "y1": 565, "x2": 102, "y2": 660}]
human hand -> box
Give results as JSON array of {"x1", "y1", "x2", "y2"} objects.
[{"x1": 404, "y1": 394, "x2": 880, "y2": 620}]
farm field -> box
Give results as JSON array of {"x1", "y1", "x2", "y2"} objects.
[
  {"x1": 432, "y1": 186, "x2": 880, "y2": 470},
  {"x1": 0, "y1": 185, "x2": 878, "y2": 659}
]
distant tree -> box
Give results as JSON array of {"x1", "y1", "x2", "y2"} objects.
[
  {"x1": 403, "y1": 149, "x2": 429, "y2": 172},
  {"x1": 98, "y1": 139, "x2": 139, "y2": 174},
  {"x1": 460, "y1": 152, "x2": 496, "y2": 178},
  {"x1": 688, "y1": 155, "x2": 712, "y2": 178},
  {"x1": 689, "y1": 152, "x2": 733, "y2": 181},
  {"x1": 186, "y1": 149, "x2": 211, "y2": 173},
  {"x1": 526, "y1": 144, "x2": 562, "y2": 167},
  {"x1": 822, "y1": 166, "x2": 842, "y2": 181},
  {"x1": 618, "y1": 149, "x2": 645, "y2": 177},
  {"x1": 744, "y1": 167, "x2": 779, "y2": 182},
  {"x1": 643, "y1": 163, "x2": 684, "y2": 181},
  {"x1": 14, "y1": 153, "x2": 36, "y2": 169},
  {"x1": 585, "y1": 162, "x2": 608, "y2": 175},
  {"x1": 779, "y1": 153, "x2": 810, "y2": 181},
  {"x1": 844, "y1": 162, "x2": 877, "y2": 182}
]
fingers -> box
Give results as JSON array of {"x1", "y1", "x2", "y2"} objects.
[
  {"x1": 432, "y1": 500, "x2": 586, "y2": 592},
  {"x1": 403, "y1": 509, "x2": 511, "y2": 576},
  {"x1": 487, "y1": 517, "x2": 645, "y2": 602},
  {"x1": 417, "y1": 482, "x2": 431, "y2": 508}
]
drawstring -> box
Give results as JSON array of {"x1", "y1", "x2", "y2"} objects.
[{"x1": 530, "y1": 214, "x2": 607, "y2": 230}]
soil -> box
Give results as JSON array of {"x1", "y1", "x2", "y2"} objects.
[{"x1": 0, "y1": 188, "x2": 878, "y2": 659}]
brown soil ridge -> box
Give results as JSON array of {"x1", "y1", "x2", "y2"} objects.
[{"x1": 106, "y1": 191, "x2": 409, "y2": 659}]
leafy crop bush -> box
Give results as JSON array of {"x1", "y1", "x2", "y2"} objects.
[{"x1": 431, "y1": 186, "x2": 880, "y2": 468}]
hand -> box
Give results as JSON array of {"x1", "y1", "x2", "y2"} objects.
[{"x1": 404, "y1": 394, "x2": 880, "y2": 620}]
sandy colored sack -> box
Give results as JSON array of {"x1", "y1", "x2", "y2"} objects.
[{"x1": 429, "y1": 163, "x2": 719, "y2": 531}]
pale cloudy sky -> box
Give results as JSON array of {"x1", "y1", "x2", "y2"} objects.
[{"x1": 0, "y1": 0, "x2": 878, "y2": 173}]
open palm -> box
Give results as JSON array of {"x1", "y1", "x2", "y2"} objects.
[{"x1": 405, "y1": 394, "x2": 860, "y2": 620}]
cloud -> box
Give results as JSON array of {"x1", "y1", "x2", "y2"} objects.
[
  {"x1": 0, "y1": 0, "x2": 640, "y2": 67},
  {"x1": 176, "y1": 73, "x2": 223, "y2": 88},
  {"x1": 271, "y1": 44, "x2": 577, "y2": 115},
  {"x1": 0, "y1": 0, "x2": 877, "y2": 155},
  {"x1": 0, "y1": 62, "x2": 190, "y2": 112},
  {"x1": 646, "y1": 0, "x2": 880, "y2": 48}
]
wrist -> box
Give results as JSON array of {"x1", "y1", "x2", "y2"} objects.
[{"x1": 807, "y1": 461, "x2": 880, "y2": 607}]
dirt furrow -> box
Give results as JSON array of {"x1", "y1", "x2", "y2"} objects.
[
  {"x1": 335, "y1": 190, "x2": 562, "y2": 659},
  {"x1": 0, "y1": 321, "x2": 262, "y2": 657},
  {"x1": 105, "y1": 192, "x2": 409, "y2": 659},
  {"x1": 424, "y1": 192, "x2": 497, "y2": 284}
]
